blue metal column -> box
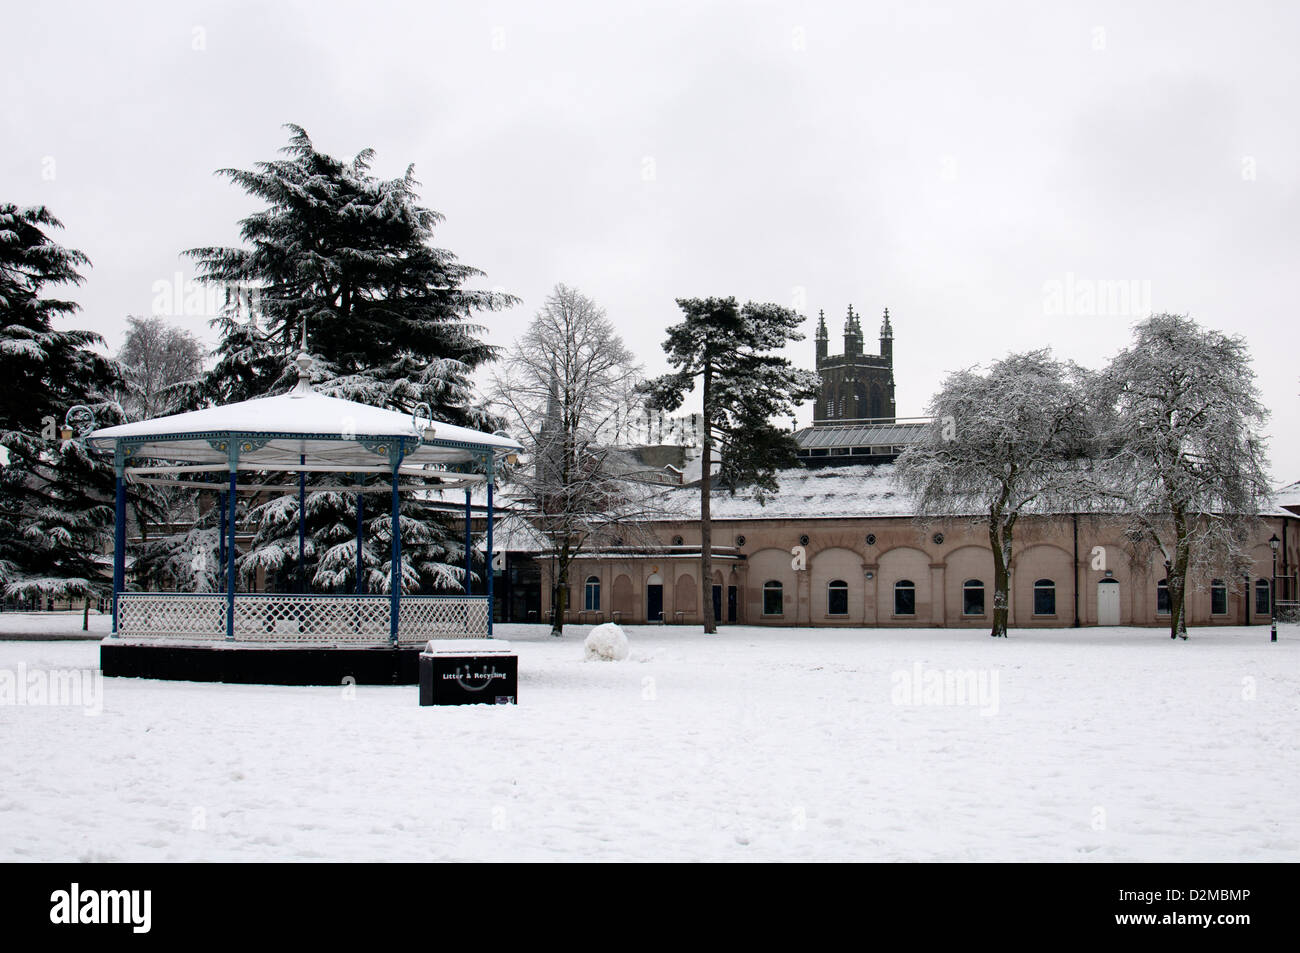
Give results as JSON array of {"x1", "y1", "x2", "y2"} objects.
[
  {"x1": 226, "y1": 444, "x2": 239, "y2": 641},
  {"x1": 218, "y1": 489, "x2": 227, "y2": 593},
  {"x1": 389, "y1": 441, "x2": 401, "y2": 644},
  {"x1": 487, "y1": 476, "x2": 495, "y2": 636},
  {"x1": 112, "y1": 447, "x2": 126, "y2": 635},
  {"x1": 464, "y1": 488, "x2": 473, "y2": 595},
  {"x1": 355, "y1": 484, "x2": 365, "y2": 595},
  {"x1": 298, "y1": 453, "x2": 306, "y2": 592}
]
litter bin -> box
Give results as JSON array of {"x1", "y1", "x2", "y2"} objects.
[{"x1": 419, "y1": 639, "x2": 517, "y2": 706}]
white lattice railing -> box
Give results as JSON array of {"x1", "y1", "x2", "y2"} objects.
[
  {"x1": 399, "y1": 594, "x2": 490, "y2": 639},
  {"x1": 115, "y1": 593, "x2": 490, "y2": 645},
  {"x1": 117, "y1": 593, "x2": 227, "y2": 640}
]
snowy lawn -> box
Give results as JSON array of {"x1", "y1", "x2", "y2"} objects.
[
  {"x1": 1, "y1": 623, "x2": 1297, "y2": 862},
  {"x1": 0, "y1": 611, "x2": 110, "y2": 639}
]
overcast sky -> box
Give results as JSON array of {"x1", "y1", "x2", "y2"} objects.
[{"x1": 5, "y1": 0, "x2": 1298, "y2": 480}]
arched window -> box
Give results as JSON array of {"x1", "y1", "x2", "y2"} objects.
[
  {"x1": 1033, "y1": 579, "x2": 1056, "y2": 616},
  {"x1": 894, "y1": 579, "x2": 916, "y2": 616},
  {"x1": 1211, "y1": 579, "x2": 1227, "y2": 615},
  {"x1": 962, "y1": 579, "x2": 985, "y2": 615},
  {"x1": 584, "y1": 576, "x2": 600, "y2": 612},
  {"x1": 1156, "y1": 580, "x2": 1170, "y2": 615},
  {"x1": 827, "y1": 579, "x2": 849, "y2": 616},
  {"x1": 1256, "y1": 579, "x2": 1271, "y2": 616},
  {"x1": 762, "y1": 580, "x2": 783, "y2": 616}
]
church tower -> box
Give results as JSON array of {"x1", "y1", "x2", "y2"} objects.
[
  {"x1": 812, "y1": 305, "x2": 895, "y2": 424},
  {"x1": 843, "y1": 305, "x2": 863, "y2": 357}
]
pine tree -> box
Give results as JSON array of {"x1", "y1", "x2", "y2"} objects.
[
  {"x1": 185, "y1": 126, "x2": 514, "y2": 593},
  {"x1": 0, "y1": 204, "x2": 124, "y2": 603},
  {"x1": 645, "y1": 297, "x2": 819, "y2": 633}
]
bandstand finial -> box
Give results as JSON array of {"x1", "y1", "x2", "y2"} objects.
[{"x1": 292, "y1": 316, "x2": 313, "y2": 395}]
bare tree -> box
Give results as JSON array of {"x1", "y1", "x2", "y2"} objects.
[
  {"x1": 896, "y1": 349, "x2": 1096, "y2": 637},
  {"x1": 116, "y1": 315, "x2": 204, "y2": 420},
  {"x1": 114, "y1": 316, "x2": 207, "y2": 543},
  {"x1": 489, "y1": 284, "x2": 673, "y2": 636},
  {"x1": 1097, "y1": 314, "x2": 1271, "y2": 639}
]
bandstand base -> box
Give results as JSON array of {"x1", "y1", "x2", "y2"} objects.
[{"x1": 101, "y1": 640, "x2": 421, "y2": 685}]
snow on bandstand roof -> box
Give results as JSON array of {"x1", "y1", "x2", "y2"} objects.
[{"x1": 87, "y1": 357, "x2": 520, "y2": 477}]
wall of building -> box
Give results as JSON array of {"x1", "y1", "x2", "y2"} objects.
[{"x1": 541, "y1": 513, "x2": 1298, "y2": 628}]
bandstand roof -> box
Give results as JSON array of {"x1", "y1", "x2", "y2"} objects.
[{"x1": 87, "y1": 360, "x2": 521, "y2": 486}]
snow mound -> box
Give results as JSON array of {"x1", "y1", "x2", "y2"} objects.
[{"x1": 584, "y1": 623, "x2": 629, "y2": 661}]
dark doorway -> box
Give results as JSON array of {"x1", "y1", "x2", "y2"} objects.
[
  {"x1": 647, "y1": 584, "x2": 664, "y2": 622},
  {"x1": 504, "y1": 555, "x2": 541, "y2": 623},
  {"x1": 712, "y1": 585, "x2": 722, "y2": 623},
  {"x1": 727, "y1": 585, "x2": 738, "y2": 623}
]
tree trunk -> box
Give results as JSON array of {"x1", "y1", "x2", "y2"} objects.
[
  {"x1": 1169, "y1": 508, "x2": 1190, "y2": 639},
  {"x1": 552, "y1": 544, "x2": 569, "y2": 637},
  {"x1": 700, "y1": 364, "x2": 715, "y2": 634},
  {"x1": 989, "y1": 517, "x2": 1011, "y2": 637}
]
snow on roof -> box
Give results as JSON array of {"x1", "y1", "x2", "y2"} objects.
[
  {"x1": 419, "y1": 464, "x2": 1300, "y2": 540},
  {"x1": 86, "y1": 381, "x2": 520, "y2": 470},
  {"x1": 673, "y1": 463, "x2": 920, "y2": 520},
  {"x1": 1270, "y1": 480, "x2": 1300, "y2": 517},
  {"x1": 480, "y1": 519, "x2": 550, "y2": 553},
  {"x1": 679, "y1": 446, "x2": 719, "y2": 485},
  {"x1": 662, "y1": 465, "x2": 1300, "y2": 523}
]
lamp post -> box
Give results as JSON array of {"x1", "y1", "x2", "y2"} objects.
[
  {"x1": 1270, "y1": 533, "x2": 1280, "y2": 643},
  {"x1": 1243, "y1": 571, "x2": 1251, "y2": 626}
]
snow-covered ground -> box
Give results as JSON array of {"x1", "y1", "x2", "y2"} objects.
[
  {"x1": 2, "y1": 623, "x2": 1297, "y2": 862},
  {"x1": 0, "y1": 611, "x2": 110, "y2": 638}
]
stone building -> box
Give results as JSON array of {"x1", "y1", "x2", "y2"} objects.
[
  {"x1": 512, "y1": 305, "x2": 1298, "y2": 630},
  {"x1": 539, "y1": 465, "x2": 1298, "y2": 629}
]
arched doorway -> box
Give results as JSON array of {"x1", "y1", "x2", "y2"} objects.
[
  {"x1": 674, "y1": 574, "x2": 697, "y2": 622},
  {"x1": 612, "y1": 574, "x2": 633, "y2": 620},
  {"x1": 1097, "y1": 578, "x2": 1120, "y2": 625},
  {"x1": 646, "y1": 572, "x2": 664, "y2": 622}
]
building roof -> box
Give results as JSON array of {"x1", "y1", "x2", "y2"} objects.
[
  {"x1": 674, "y1": 463, "x2": 920, "y2": 520},
  {"x1": 795, "y1": 418, "x2": 931, "y2": 452},
  {"x1": 1271, "y1": 480, "x2": 1300, "y2": 518},
  {"x1": 663, "y1": 464, "x2": 1300, "y2": 523}
]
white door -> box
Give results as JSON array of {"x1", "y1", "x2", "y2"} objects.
[{"x1": 1097, "y1": 580, "x2": 1120, "y2": 625}]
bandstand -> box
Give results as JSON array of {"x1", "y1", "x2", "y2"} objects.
[{"x1": 86, "y1": 352, "x2": 522, "y2": 685}]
